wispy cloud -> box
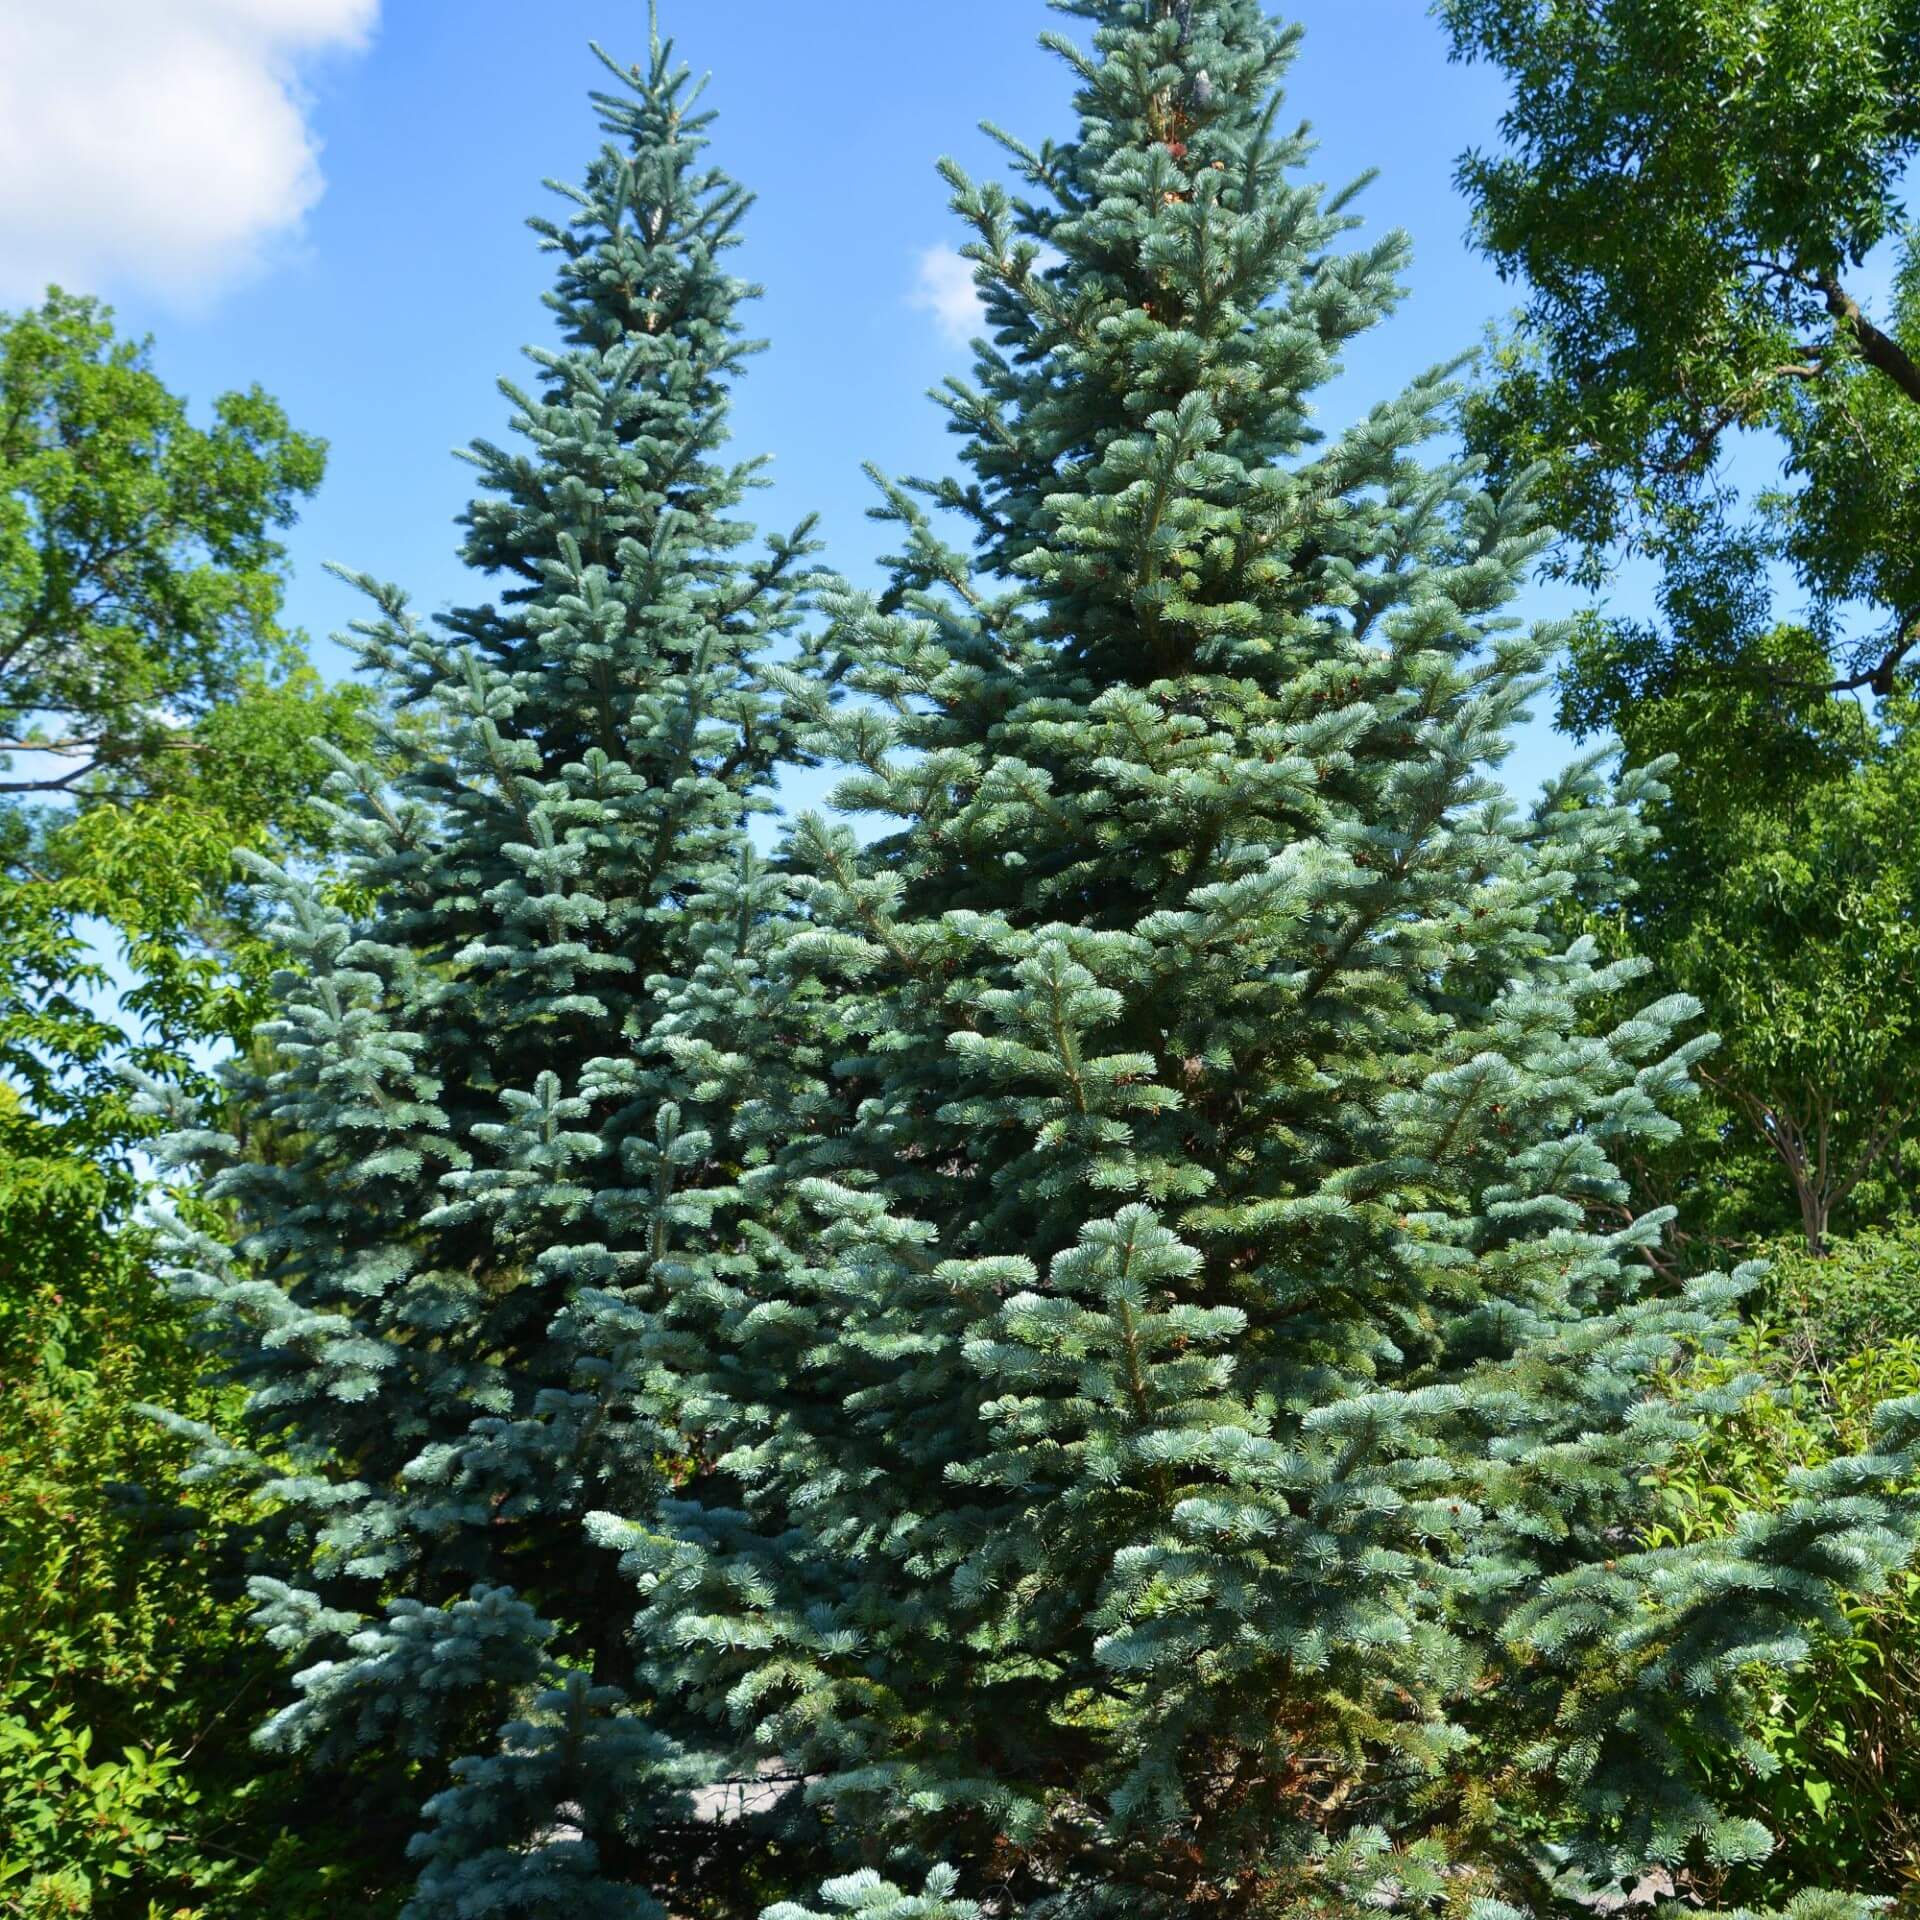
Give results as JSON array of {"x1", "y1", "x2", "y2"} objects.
[
  {"x1": 909, "y1": 244, "x2": 985, "y2": 347},
  {"x1": 0, "y1": 0, "x2": 378, "y2": 306}
]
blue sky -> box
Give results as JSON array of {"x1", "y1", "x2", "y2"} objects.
[{"x1": 9, "y1": 0, "x2": 1602, "y2": 798}]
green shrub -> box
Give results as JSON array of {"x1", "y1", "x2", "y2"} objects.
[
  {"x1": 1648, "y1": 1316, "x2": 1920, "y2": 1907},
  {"x1": 1764, "y1": 1224, "x2": 1920, "y2": 1353},
  {"x1": 0, "y1": 1191, "x2": 405, "y2": 1919}
]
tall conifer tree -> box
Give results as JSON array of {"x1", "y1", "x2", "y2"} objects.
[
  {"x1": 153, "y1": 19, "x2": 820, "y2": 1913},
  {"x1": 594, "y1": 3, "x2": 1920, "y2": 1915}
]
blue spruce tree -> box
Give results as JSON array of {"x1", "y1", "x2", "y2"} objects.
[
  {"x1": 150, "y1": 18, "x2": 823, "y2": 1914},
  {"x1": 591, "y1": 3, "x2": 1920, "y2": 1916}
]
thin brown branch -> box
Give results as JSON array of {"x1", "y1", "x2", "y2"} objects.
[{"x1": 1819, "y1": 271, "x2": 1920, "y2": 409}]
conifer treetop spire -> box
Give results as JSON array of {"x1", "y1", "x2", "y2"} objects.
[{"x1": 863, "y1": 0, "x2": 1426, "y2": 697}]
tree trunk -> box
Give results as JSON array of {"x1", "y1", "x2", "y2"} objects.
[{"x1": 1795, "y1": 1178, "x2": 1829, "y2": 1258}]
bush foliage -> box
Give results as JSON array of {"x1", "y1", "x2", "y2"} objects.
[
  {"x1": 1651, "y1": 1309, "x2": 1920, "y2": 1906},
  {"x1": 0, "y1": 1184, "x2": 405, "y2": 1919}
]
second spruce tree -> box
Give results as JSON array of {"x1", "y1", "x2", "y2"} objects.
[
  {"x1": 600, "y1": 2, "x2": 1920, "y2": 1915},
  {"x1": 156, "y1": 19, "x2": 821, "y2": 1914}
]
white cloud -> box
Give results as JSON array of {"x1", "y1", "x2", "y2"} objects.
[
  {"x1": 909, "y1": 244, "x2": 986, "y2": 347},
  {"x1": 0, "y1": 0, "x2": 377, "y2": 305}
]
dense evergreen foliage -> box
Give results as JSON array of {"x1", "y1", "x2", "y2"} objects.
[
  {"x1": 596, "y1": 4, "x2": 1916, "y2": 1914},
  {"x1": 150, "y1": 20, "x2": 821, "y2": 1915}
]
